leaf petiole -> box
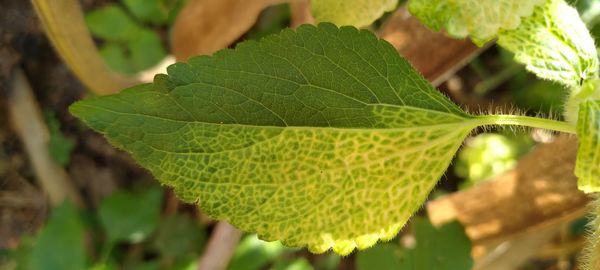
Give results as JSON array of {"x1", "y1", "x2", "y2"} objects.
[{"x1": 475, "y1": 115, "x2": 576, "y2": 134}]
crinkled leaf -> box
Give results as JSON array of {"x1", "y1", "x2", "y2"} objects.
[
  {"x1": 575, "y1": 100, "x2": 600, "y2": 193},
  {"x1": 408, "y1": 0, "x2": 544, "y2": 45},
  {"x1": 498, "y1": 0, "x2": 599, "y2": 87},
  {"x1": 399, "y1": 218, "x2": 472, "y2": 270},
  {"x1": 98, "y1": 187, "x2": 163, "y2": 243},
  {"x1": 312, "y1": 0, "x2": 398, "y2": 27},
  {"x1": 71, "y1": 23, "x2": 481, "y2": 254}
]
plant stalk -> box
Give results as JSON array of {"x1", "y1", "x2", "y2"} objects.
[{"x1": 475, "y1": 115, "x2": 577, "y2": 134}]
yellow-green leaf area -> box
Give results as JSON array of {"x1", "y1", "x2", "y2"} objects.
[
  {"x1": 408, "y1": 0, "x2": 544, "y2": 45},
  {"x1": 311, "y1": 0, "x2": 398, "y2": 27},
  {"x1": 70, "y1": 23, "x2": 477, "y2": 255},
  {"x1": 498, "y1": 0, "x2": 599, "y2": 87},
  {"x1": 575, "y1": 100, "x2": 600, "y2": 193}
]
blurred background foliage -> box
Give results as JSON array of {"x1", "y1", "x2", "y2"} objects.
[{"x1": 3, "y1": 0, "x2": 600, "y2": 269}]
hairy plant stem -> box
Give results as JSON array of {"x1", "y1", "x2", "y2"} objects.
[{"x1": 475, "y1": 115, "x2": 576, "y2": 134}]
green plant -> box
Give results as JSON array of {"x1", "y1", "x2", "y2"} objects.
[
  {"x1": 3, "y1": 188, "x2": 206, "y2": 270},
  {"x1": 68, "y1": 0, "x2": 600, "y2": 267},
  {"x1": 85, "y1": 0, "x2": 185, "y2": 75}
]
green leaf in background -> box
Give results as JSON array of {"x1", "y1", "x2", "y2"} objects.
[
  {"x1": 356, "y1": 243, "x2": 402, "y2": 270},
  {"x1": 99, "y1": 43, "x2": 136, "y2": 75},
  {"x1": 497, "y1": 0, "x2": 599, "y2": 87},
  {"x1": 455, "y1": 133, "x2": 534, "y2": 188},
  {"x1": 312, "y1": 0, "x2": 398, "y2": 27},
  {"x1": 573, "y1": 0, "x2": 600, "y2": 27},
  {"x1": 408, "y1": 0, "x2": 544, "y2": 45},
  {"x1": 511, "y1": 79, "x2": 566, "y2": 114},
  {"x1": 85, "y1": 3, "x2": 168, "y2": 75},
  {"x1": 30, "y1": 200, "x2": 86, "y2": 270},
  {"x1": 85, "y1": 4, "x2": 141, "y2": 42},
  {"x1": 45, "y1": 111, "x2": 75, "y2": 167},
  {"x1": 3, "y1": 235, "x2": 35, "y2": 270},
  {"x1": 575, "y1": 100, "x2": 600, "y2": 193},
  {"x1": 246, "y1": 4, "x2": 291, "y2": 41},
  {"x1": 271, "y1": 258, "x2": 314, "y2": 270},
  {"x1": 398, "y1": 218, "x2": 472, "y2": 270},
  {"x1": 152, "y1": 214, "x2": 206, "y2": 259},
  {"x1": 71, "y1": 23, "x2": 486, "y2": 254},
  {"x1": 128, "y1": 29, "x2": 167, "y2": 71},
  {"x1": 228, "y1": 235, "x2": 287, "y2": 270},
  {"x1": 122, "y1": 0, "x2": 169, "y2": 25},
  {"x1": 133, "y1": 260, "x2": 161, "y2": 270},
  {"x1": 98, "y1": 187, "x2": 163, "y2": 243},
  {"x1": 98, "y1": 31, "x2": 167, "y2": 75}
]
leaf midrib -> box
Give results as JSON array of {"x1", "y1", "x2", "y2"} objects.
[{"x1": 75, "y1": 101, "x2": 476, "y2": 132}]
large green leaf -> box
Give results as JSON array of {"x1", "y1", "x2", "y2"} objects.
[
  {"x1": 71, "y1": 23, "x2": 482, "y2": 254},
  {"x1": 498, "y1": 0, "x2": 599, "y2": 87},
  {"x1": 575, "y1": 100, "x2": 600, "y2": 193},
  {"x1": 408, "y1": 0, "x2": 544, "y2": 45},
  {"x1": 312, "y1": 0, "x2": 398, "y2": 27}
]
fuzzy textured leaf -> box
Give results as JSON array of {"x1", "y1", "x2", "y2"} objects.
[
  {"x1": 408, "y1": 0, "x2": 544, "y2": 45},
  {"x1": 71, "y1": 23, "x2": 479, "y2": 254},
  {"x1": 498, "y1": 0, "x2": 599, "y2": 87},
  {"x1": 312, "y1": 0, "x2": 398, "y2": 27},
  {"x1": 575, "y1": 100, "x2": 600, "y2": 193}
]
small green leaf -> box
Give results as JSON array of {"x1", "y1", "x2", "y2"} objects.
[
  {"x1": 312, "y1": 0, "x2": 398, "y2": 27},
  {"x1": 408, "y1": 0, "x2": 545, "y2": 45},
  {"x1": 498, "y1": 0, "x2": 599, "y2": 87},
  {"x1": 228, "y1": 235, "x2": 287, "y2": 270},
  {"x1": 128, "y1": 29, "x2": 167, "y2": 71},
  {"x1": 122, "y1": 0, "x2": 169, "y2": 25},
  {"x1": 132, "y1": 260, "x2": 161, "y2": 270},
  {"x1": 100, "y1": 43, "x2": 136, "y2": 75},
  {"x1": 71, "y1": 23, "x2": 483, "y2": 254},
  {"x1": 399, "y1": 218, "x2": 472, "y2": 270},
  {"x1": 152, "y1": 214, "x2": 206, "y2": 258},
  {"x1": 455, "y1": 133, "x2": 533, "y2": 188},
  {"x1": 98, "y1": 187, "x2": 163, "y2": 243},
  {"x1": 45, "y1": 111, "x2": 75, "y2": 167},
  {"x1": 575, "y1": 100, "x2": 600, "y2": 193},
  {"x1": 356, "y1": 243, "x2": 402, "y2": 270},
  {"x1": 85, "y1": 4, "x2": 141, "y2": 42},
  {"x1": 30, "y1": 201, "x2": 86, "y2": 270},
  {"x1": 272, "y1": 258, "x2": 314, "y2": 270},
  {"x1": 99, "y1": 30, "x2": 167, "y2": 75}
]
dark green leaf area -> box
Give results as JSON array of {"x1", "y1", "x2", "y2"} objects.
[
  {"x1": 30, "y1": 200, "x2": 87, "y2": 270},
  {"x1": 152, "y1": 214, "x2": 206, "y2": 259},
  {"x1": 356, "y1": 243, "x2": 402, "y2": 270},
  {"x1": 158, "y1": 23, "x2": 466, "y2": 127},
  {"x1": 99, "y1": 187, "x2": 163, "y2": 243},
  {"x1": 399, "y1": 218, "x2": 473, "y2": 270}
]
